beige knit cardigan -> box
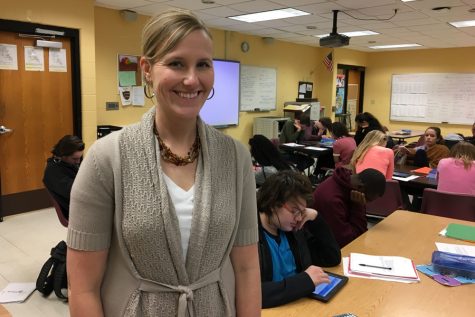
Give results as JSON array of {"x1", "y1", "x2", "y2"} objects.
[{"x1": 67, "y1": 108, "x2": 258, "y2": 316}]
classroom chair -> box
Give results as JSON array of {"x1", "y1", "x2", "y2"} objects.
[
  {"x1": 366, "y1": 180, "x2": 405, "y2": 218},
  {"x1": 420, "y1": 188, "x2": 475, "y2": 221},
  {"x1": 46, "y1": 189, "x2": 68, "y2": 227}
]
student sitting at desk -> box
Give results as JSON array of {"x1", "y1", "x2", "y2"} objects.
[
  {"x1": 331, "y1": 122, "x2": 356, "y2": 168},
  {"x1": 257, "y1": 170, "x2": 341, "y2": 308},
  {"x1": 351, "y1": 130, "x2": 394, "y2": 180},
  {"x1": 396, "y1": 127, "x2": 449, "y2": 168},
  {"x1": 249, "y1": 134, "x2": 293, "y2": 187},
  {"x1": 312, "y1": 167, "x2": 386, "y2": 247},
  {"x1": 43, "y1": 135, "x2": 85, "y2": 220},
  {"x1": 279, "y1": 113, "x2": 304, "y2": 144},
  {"x1": 464, "y1": 121, "x2": 475, "y2": 145},
  {"x1": 299, "y1": 114, "x2": 333, "y2": 143},
  {"x1": 437, "y1": 141, "x2": 475, "y2": 195},
  {"x1": 354, "y1": 112, "x2": 394, "y2": 148}
]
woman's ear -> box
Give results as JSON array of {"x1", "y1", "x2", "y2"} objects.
[{"x1": 140, "y1": 57, "x2": 151, "y2": 82}]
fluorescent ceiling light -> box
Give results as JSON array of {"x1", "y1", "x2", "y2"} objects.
[
  {"x1": 449, "y1": 20, "x2": 475, "y2": 28},
  {"x1": 401, "y1": 0, "x2": 417, "y2": 2},
  {"x1": 228, "y1": 8, "x2": 310, "y2": 23},
  {"x1": 369, "y1": 44, "x2": 421, "y2": 49},
  {"x1": 315, "y1": 30, "x2": 379, "y2": 38}
]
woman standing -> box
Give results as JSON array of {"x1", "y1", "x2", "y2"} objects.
[
  {"x1": 351, "y1": 130, "x2": 394, "y2": 180},
  {"x1": 67, "y1": 10, "x2": 260, "y2": 317}
]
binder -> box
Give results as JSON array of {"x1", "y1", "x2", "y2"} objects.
[{"x1": 446, "y1": 223, "x2": 475, "y2": 242}]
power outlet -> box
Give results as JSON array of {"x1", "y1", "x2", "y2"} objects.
[{"x1": 106, "y1": 102, "x2": 119, "y2": 110}]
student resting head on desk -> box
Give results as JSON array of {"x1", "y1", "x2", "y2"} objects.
[
  {"x1": 43, "y1": 135, "x2": 84, "y2": 220},
  {"x1": 312, "y1": 167, "x2": 386, "y2": 247},
  {"x1": 350, "y1": 130, "x2": 394, "y2": 180},
  {"x1": 257, "y1": 170, "x2": 341, "y2": 308},
  {"x1": 437, "y1": 141, "x2": 475, "y2": 195},
  {"x1": 396, "y1": 126, "x2": 449, "y2": 168}
]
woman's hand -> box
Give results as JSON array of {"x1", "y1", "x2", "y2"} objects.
[
  {"x1": 295, "y1": 208, "x2": 318, "y2": 230},
  {"x1": 304, "y1": 265, "x2": 330, "y2": 286}
]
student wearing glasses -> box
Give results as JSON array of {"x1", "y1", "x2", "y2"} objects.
[{"x1": 257, "y1": 170, "x2": 341, "y2": 308}]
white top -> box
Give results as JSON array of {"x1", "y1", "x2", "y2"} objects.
[{"x1": 163, "y1": 173, "x2": 195, "y2": 260}]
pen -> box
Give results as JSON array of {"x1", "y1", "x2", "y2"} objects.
[{"x1": 359, "y1": 263, "x2": 392, "y2": 270}]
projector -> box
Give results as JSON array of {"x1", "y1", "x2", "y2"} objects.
[{"x1": 319, "y1": 33, "x2": 350, "y2": 48}]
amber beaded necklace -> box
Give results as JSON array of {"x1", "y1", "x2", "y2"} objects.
[{"x1": 153, "y1": 123, "x2": 200, "y2": 166}]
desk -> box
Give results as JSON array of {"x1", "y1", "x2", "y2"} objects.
[
  {"x1": 279, "y1": 143, "x2": 332, "y2": 158},
  {"x1": 389, "y1": 130, "x2": 425, "y2": 144},
  {"x1": 395, "y1": 164, "x2": 437, "y2": 189},
  {"x1": 262, "y1": 211, "x2": 475, "y2": 317}
]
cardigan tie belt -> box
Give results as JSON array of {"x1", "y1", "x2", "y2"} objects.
[{"x1": 138, "y1": 266, "x2": 222, "y2": 317}]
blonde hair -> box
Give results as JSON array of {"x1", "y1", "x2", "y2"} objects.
[
  {"x1": 142, "y1": 9, "x2": 212, "y2": 65},
  {"x1": 350, "y1": 130, "x2": 387, "y2": 168},
  {"x1": 450, "y1": 141, "x2": 475, "y2": 169}
]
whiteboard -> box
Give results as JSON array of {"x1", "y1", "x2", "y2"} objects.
[
  {"x1": 240, "y1": 65, "x2": 276, "y2": 111},
  {"x1": 390, "y1": 73, "x2": 475, "y2": 125}
]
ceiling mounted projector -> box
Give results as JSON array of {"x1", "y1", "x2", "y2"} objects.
[{"x1": 320, "y1": 10, "x2": 350, "y2": 48}]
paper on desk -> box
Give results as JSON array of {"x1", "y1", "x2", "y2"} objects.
[
  {"x1": 417, "y1": 264, "x2": 475, "y2": 284},
  {"x1": 342, "y1": 257, "x2": 416, "y2": 283},
  {"x1": 0, "y1": 282, "x2": 36, "y2": 303},
  {"x1": 392, "y1": 175, "x2": 420, "y2": 182},
  {"x1": 436, "y1": 242, "x2": 475, "y2": 257},
  {"x1": 304, "y1": 146, "x2": 327, "y2": 151},
  {"x1": 349, "y1": 253, "x2": 420, "y2": 281},
  {"x1": 283, "y1": 143, "x2": 304, "y2": 147}
]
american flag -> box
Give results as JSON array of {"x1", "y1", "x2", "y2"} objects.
[{"x1": 323, "y1": 52, "x2": 333, "y2": 72}]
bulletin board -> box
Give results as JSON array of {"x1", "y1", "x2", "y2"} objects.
[
  {"x1": 240, "y1": 65, "x2": 277, "y2": 112},
  {"x1": 390, "y1": 73, "x2": 475, "y2": 125}
]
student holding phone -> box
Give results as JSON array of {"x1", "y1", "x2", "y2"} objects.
[{"x1": 257, "y1": 170, "x2": 341, "y2": 308}]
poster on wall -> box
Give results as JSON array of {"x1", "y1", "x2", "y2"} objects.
[
  {"x1": 24, "y1": 46, "x2": 44, "y2": 71},
  {"x1": 118, "y1": 54, "x2": 141, "y2": 87},
  {"x1": 0, "y1": 44, "x2": 18, "y2": 70},
  {"x1": 335, "y1": 87, "x2": 345, "y2": 114},
  {"x1": 49, "y1": 48, "x2": 67, "y2": 72}
]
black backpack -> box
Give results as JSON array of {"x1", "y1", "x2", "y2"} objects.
[{"x1": 36, "y1": 240, "x2": 68, "y2": 301}]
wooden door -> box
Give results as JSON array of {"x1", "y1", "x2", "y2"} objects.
[{"x1": 0, "y1": 30, "x2": 73, "y2": 213}]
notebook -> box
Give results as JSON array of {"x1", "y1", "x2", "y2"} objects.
[{"x1": 446, "y1": 223, "x2": 475, "y2": 242}]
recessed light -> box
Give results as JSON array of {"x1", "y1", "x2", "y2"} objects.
[
  {"x1": 369, "y1": 44, "x2": 421, "y2": 49},
  {"x1": 449, "y1": 20, "x2": 475, "y2": 28},
  {"x1": 228, "y1": 8, "x2": 310, "y2": 23},
  {"x1": 401, "y1": 0, "x2": 417, "y2": 2},
  {"x1": 315, "y1": 30, "x2": 379, "y2": 38}
]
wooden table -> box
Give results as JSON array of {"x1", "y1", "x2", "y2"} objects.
[
  {"x1": 262, "y1": 211, "x2": 475, "y2": 317},
  {"x1": 395, "y1": 164, "x2": 438, "y2": 190},
  {"x1": 389, "y1": 130, "x2": 425, "y2": 144}
]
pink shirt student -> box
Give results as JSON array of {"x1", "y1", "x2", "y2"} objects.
[
  {"x1": 332, "y1": 137, "x2": 356, "y2": 168},
  {"x1": 437, "y1": 158, "x2": 475, "y2": 195},
  {"x1": 355, "y1": 146, "x2": 394, "y2": 180}
]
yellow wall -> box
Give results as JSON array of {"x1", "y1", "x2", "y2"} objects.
[
  {"x1": 364, "y1": 47, "x2": 475, "y2": 137},
  {"x1": 93, "y1": 7, "x2": 321, "y2": 146},
  {"x1": 1, "y1": 0, "x2": 98, "y2": 148}
]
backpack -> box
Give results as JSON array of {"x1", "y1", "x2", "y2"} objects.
[{"x1": 36, "y1": 240, "x2": 68, "y2": 301}]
